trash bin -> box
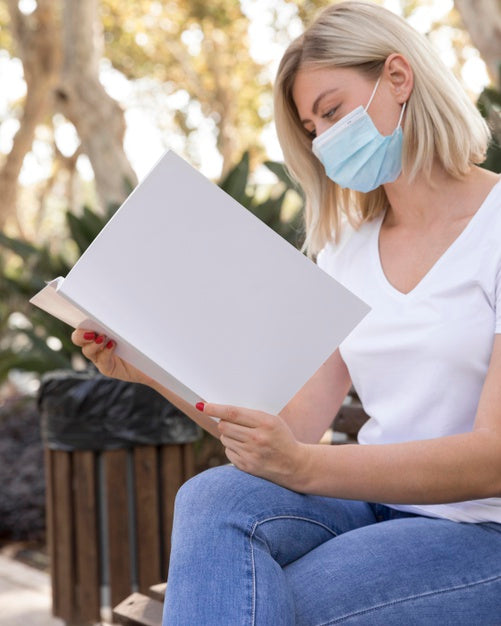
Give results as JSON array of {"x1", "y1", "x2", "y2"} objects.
[{"x1": 38, "y1": 368, "x2": 201, "y2": 625}]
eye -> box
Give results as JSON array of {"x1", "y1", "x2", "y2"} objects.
[{"x1": 323, "y1": 106, "x2": 339, "y2": 120}]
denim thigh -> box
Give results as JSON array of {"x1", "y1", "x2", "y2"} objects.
[
  {"x1": 284, "y1": 514, "x2": 501, "y2": 625},
  {"x1": 164, "y1": 465, "x2": 501, "y2": 625}
]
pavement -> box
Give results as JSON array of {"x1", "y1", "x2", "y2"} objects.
[{"x1": 0, "y1": 553, "x2": 64, "y2": 626}]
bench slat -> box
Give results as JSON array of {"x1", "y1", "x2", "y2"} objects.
[
  {"x1": 73, "y1": 450, "x2": 100, "y2": 620},
  {"x1": 105, "y1": 449, "x2": 133, "y2": 609},
  {"x1": 160, "y1": 445, "x2": 184, "y2": 577},
  {"x1": 148, "y1": 582, "x2": 167, "y2": 602},
  {"x1": 52, "y1": 450, "x2": 76, "y2": 621},
  {"x1": 134, "y1": 446, "x2": 162, "y2": 592},
  {"x1": 44, "y1": 449, "x2": 58, "y2": 616},
  {"x1": 182, "y1": 443, "x2": 196, "y2": 480},
  {"x1": 113, "y1": 592, "x2": 164, "y2": 626}
]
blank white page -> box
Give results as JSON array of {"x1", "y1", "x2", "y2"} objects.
[{"x1": 46, "y1": 150, "x2": 370, "y2": 413}]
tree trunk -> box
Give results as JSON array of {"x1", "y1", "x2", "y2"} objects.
[
  {"x1": 0, "y1": 0, "x2": 60, "y2": 230},
  {"x1": 202, "y1": 28, "x2": 239, "y2": 179},
  {"x1": 454, "y1": 0, "x2": 501, "y2": 87},
  {"x1": 55, "y1": 0, "x2": 137, "y2": 212},
  {"x1": 0, "y1": 0, "x2": 136, "y2": 232}
]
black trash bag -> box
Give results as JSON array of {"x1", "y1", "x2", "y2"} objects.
[{"x1": 38, "y1": 369, "x2": 201, "y2": 451}]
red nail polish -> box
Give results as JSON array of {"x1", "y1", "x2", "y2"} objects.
[
  {"x1": 95, "y1": 335, "x2": 104, "y2": 344},
  {"x1": 84, "y1": 332, "x2": 95, "y2": 340},
  {"x1": 106, "y1": 340, "x2": 114, "y2": 349},
  {"x1": 195, "y1": 402, "x2": 205, "y2": 412}
]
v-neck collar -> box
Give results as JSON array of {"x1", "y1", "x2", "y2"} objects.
[{"x1": 372, "y1": 177, "x2": 501, "y2": 299}]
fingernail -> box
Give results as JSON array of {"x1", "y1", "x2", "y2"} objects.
[
  {"x1": 195, "y1": 402, "x2": 205, "y2": 412},
  {"x1": 106, "y1": 340, "x2": 114, "y2": 349},
  {"x1": 95, "y1": 335, "x2": 104, "y2": 344},
  {"x1": 84, "y1": 332, "x2": 96, "y2": 340}
]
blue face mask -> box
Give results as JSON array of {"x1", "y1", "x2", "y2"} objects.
[{"x1": 312, "y1": 78, "x2": 407, "y2": 193}]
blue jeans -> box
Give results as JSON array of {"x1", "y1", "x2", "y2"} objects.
[{"x1": 162, "y1": 465, "x2": 501, "y2": 625}]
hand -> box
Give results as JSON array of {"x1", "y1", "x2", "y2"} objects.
[
  {"x1": 71, "y1": 329, "x2": 154, "y2": 386},
  {"x1": 201, "y1": 402, "x2": 310, "y2": 490}
]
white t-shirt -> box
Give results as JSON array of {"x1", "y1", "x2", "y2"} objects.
[{"x1": 317, "y1": 178, "x2": 501, "y2": 523}]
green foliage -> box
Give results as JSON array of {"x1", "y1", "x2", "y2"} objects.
[
  {"x1": 220, "y1": 151, "x2": 305, "y2": 248},
  {"x1": 0, "y1": 204, "x2": 112, "y2": 380},
  {"x1": 0, "y1": 154, "x2": 304, "y2": 382},
  {"x1": 477, "y1": 84, "x2": 501, "y2": 174}
]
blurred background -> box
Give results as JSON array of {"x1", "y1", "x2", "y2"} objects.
[
  {"x1": 1, "y1": 0, "x2": 500, "y2": 394},
  {"x1": 0, "y1": 0, "x2": 499, "y2": 623}
]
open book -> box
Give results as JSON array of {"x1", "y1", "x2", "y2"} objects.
[{"x1": 30, "y1": 150, "x2": 369, "y2": 414}]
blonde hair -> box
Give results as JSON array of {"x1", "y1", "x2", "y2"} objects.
[{"x1": 273, "y1": 0, "x2": 491, "y2": 256}]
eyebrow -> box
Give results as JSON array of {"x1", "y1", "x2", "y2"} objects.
[{"x1": 300, "y1": 88, "x2": 339, "y2": 124}]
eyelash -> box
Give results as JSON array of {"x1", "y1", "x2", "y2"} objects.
[
  {"x1": 324, "y1": 106, "x2": 339, "y2": 120},
  {"x1": 307, "y1": 106, "x2": 340, "y2": 140}
]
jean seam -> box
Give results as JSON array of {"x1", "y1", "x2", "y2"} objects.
[
  {"x1": 249, "y1": 515, "x2": 339, "y2": 626},
  {"x1": 319, "y1": 572, "x2": 501, "y2": 625}
]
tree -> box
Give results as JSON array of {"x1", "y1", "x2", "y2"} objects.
[
  {"x1": 0, "y1": 0, "x2": 272, "y2": 234},
  {"x1": 0, "y1": 0, "x2": 60, "y2": 232},
  {"x1": 99, "y1": 0, "x2": 270, "y2": 176},
  {"x1": 454, "y1": 0, "x2": 501, "y2": 88},
  {"x1": 55, "y1": 0, "x2": 138, "y2": 211},
  {"x1": 0, "y1": 0, "x2": 136, "y2": 231}
]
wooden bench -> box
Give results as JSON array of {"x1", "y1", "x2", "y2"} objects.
[
  {"x1": 114, "y1": 584, "x2": 167, "y2": 626},
  {"x1": 44, "y1": 443, "x2": 196, "y2": 625},
  {"x1": 111, "y1": 392, "x2": 369, "y2": 626}
]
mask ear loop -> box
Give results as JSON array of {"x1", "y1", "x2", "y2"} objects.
[
  {"x1": 364, "y1": 77, "x2": 382, "y2": 112},
  {"x1": 365, "y1": 77, "x2": 407, "y2": 129},
  {"x1": 397, "y1": 101, "x2": 407, "y2": 127}
]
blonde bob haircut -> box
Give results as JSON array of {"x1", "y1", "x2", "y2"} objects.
[{"x1": 273, "y1": 0, "x2": 491, "y2": 257}]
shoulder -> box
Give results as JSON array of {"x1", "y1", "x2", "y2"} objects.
[
  {"x1": 480, "y1": 175, "x2": 501, "y2": 215},
  {"x1": 486, "y1": 176, "x2": 501, "y2": 210}
]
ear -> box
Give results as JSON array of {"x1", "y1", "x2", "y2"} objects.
[{"x1": 382, "y1": 53, "x2": 413, "y2": 104}]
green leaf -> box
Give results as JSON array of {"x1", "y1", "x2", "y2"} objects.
[
  {"x1": 67, "y1": 212, "x2": 94, "y2": 255},
  {"x1": 219, "y1": 152, "x2": 251, "y2": 205},
  {"x1": 0, "y1": 232, "x2": 39, "y2": 258},
  {"x1": 82, "y1": 206, "x2": 107, "y2": 236},
  {"x1": 264, "y1": 161, "x2": 305, "y2": 200}
]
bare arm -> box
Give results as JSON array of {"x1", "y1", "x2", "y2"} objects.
[
  {"x1": 294, "y1": 334, "x2": 501, "y2": 503},
  {"x1": 279, "y1": 348, "x2": 352, "y2": 443}
]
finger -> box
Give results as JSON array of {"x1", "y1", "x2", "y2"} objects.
[
  {"x1": 71, "y1": 329, "x2": 99, "y2": 346},
  {"x1": 203, "y1": 403, "x2": 260, "y2": 428},
  {"x1": 222, "y1": 443, "x2": 245, "y2": 467},
  {"x1": 218, "y1": 421, "x2": 250, "y2": 443},
  {"x1": 81, "y1": 335, "x2": 108, "y2": 360},
  {"x1": 95, "y1": 340, "x2": 117, "y2": 372}
]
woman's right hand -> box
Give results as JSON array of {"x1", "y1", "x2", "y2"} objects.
[{"x1": 71, "y1": 329, "x2": 154, "y2": 387}]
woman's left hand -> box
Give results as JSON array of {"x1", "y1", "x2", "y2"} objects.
[{"x1": 200, "y1": 402, "x2": 309, "y2": 490}]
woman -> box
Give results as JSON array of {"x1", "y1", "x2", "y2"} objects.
[{"x1": 73, "y1": 1, "x2": 501, "y2": 623}]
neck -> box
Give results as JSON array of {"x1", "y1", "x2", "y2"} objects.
[{"x1": 382, "y1": 163, "x2": 499, "y2": 228}]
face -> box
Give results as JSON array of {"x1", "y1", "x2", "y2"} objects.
[{"x1": 292, "y1": 66, "x2": 401, "y2": 141}]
